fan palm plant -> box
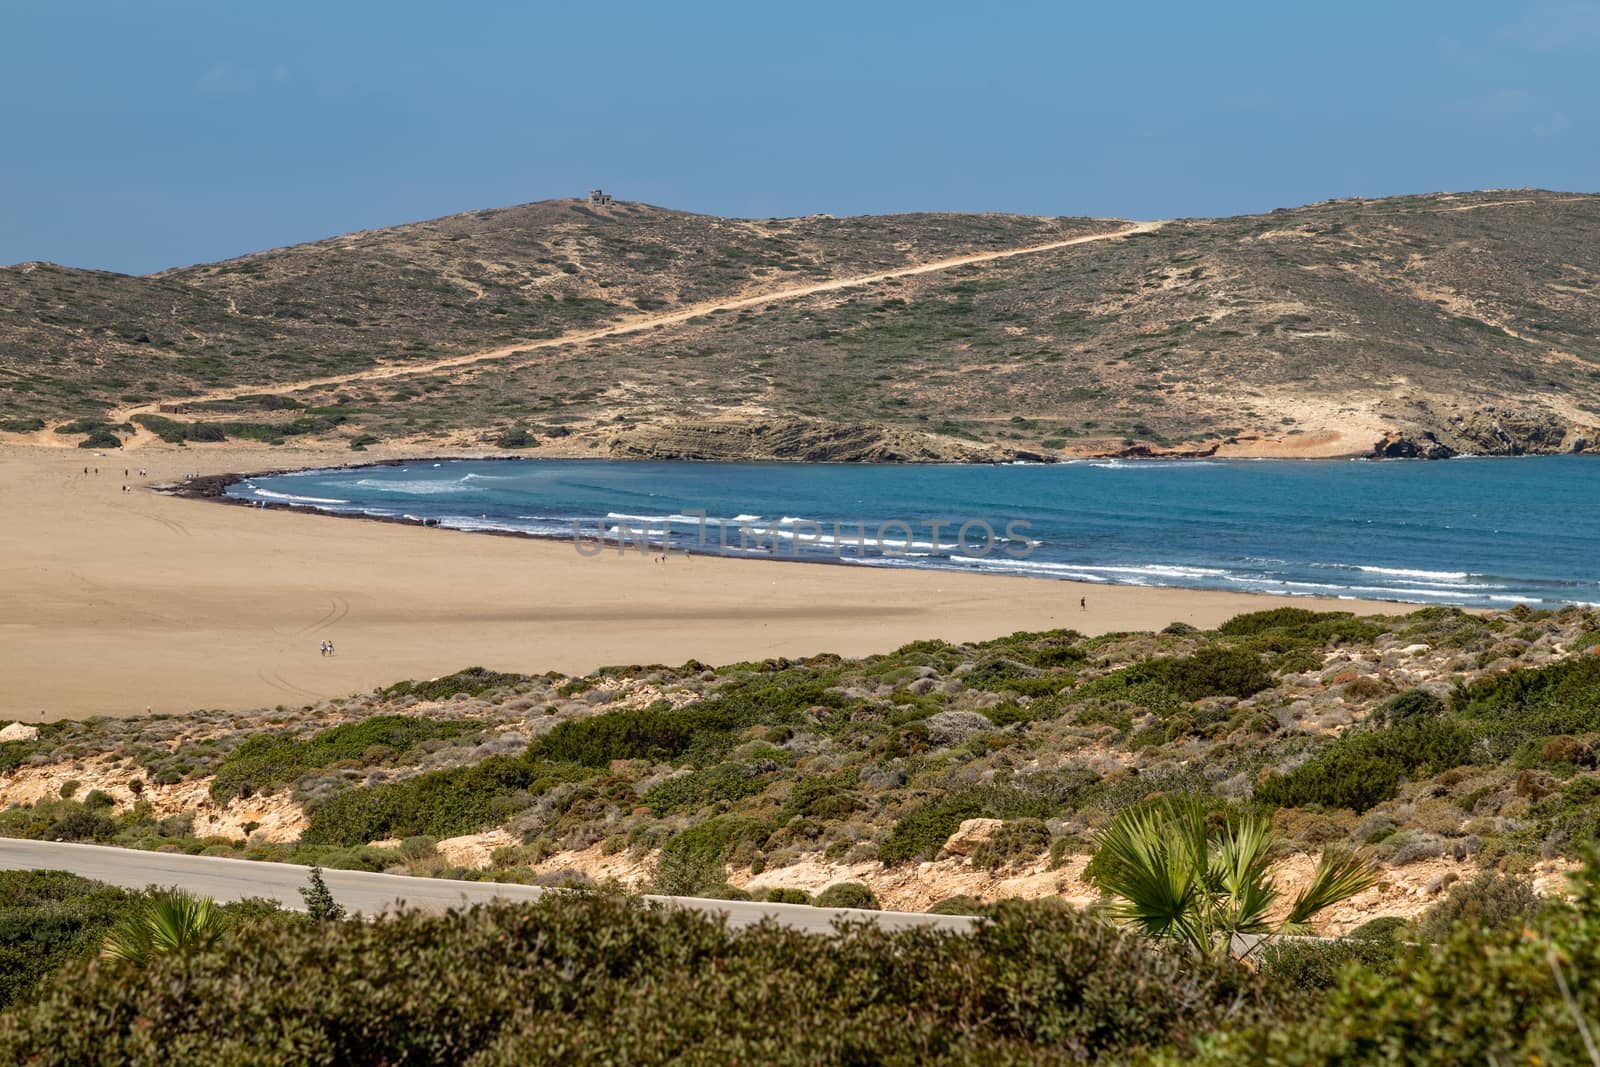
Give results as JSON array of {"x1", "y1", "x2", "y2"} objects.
[
  {"x1": 102, "y1": 890, "x2": 225, "y2": 967},
  {"x1": 1090, "y1": 794, "x2": 1375, "y2": 961}
]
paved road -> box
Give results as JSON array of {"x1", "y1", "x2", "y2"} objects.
[{"x1": 0, "y1": 839, "x2": 977, "y2": 935}]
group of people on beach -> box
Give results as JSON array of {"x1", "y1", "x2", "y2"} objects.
[
  {"x1": 319, "y1": 640, "x2": 336, "y2": 657},
  {"x1": 84, "y1": 465, "x2": 149, "y2": 493}
]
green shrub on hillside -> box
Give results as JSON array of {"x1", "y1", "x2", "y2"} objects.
[
  {"x1": 0, "y1": 892, "x2": 1246, "y2": 1064},
  {"x1": 1075, "y1": 646, "x2": 1274, "y2": 707},
  {"x1": 1174, "y1": 862, "x2": 1600, "y2": 1066},
  {"x1": 777, "y1": 774, "x2": 863, "y2": 825},
  {"x1": 0, "y1": 417, "x2": 45, "y2": 433},
  {"x1": 379, "y1": 667, "x2": 535, "y2": 702},
  {"x1": 1451, "y1": 654, "x2": 1600, "y2": 716},
  {"x1": 1378, "y1": 687, "x2": 1446, "y2": 725},
  {"x1": 878, "y1": 799, "x2": 981, "y2": 864},
  {"x1": 813, "y1": 882, "x2": 880, "y2": 910},
  {"x1": 1415, "y1": 871, "x2": 1541, "y2": 944},
  {"x1": 971, "y1": 819, "x2": 1052, "y2": 871},
  {"x1": 300, "y1": 757, "x2": 590, "y2": 846},
  {"x1": 532, "y1": 669, "x2": 845, "y2": 768},
  {"x1": 1218, "y1": 608, "x2": 1332, "y2": 636},
  {"x1": 211, "y1": 716, "x2": 479, "y2": 802},
  {"x1": 652, "y1": 816, "x2": 772, "y2": 896},
  {"x1": 1255, "y1": 936, "x2": 1402, "y2": 993},
  {"x1": 1451, "y1": 656, "x2": 1600, "y2": 759},
  {"x1": 642, "y1": 761, "x2": 775, "y2": 815},
  {"x1": 1218, "y1": 608, "x2": 1384, "y2": 645},
  {"x1": 0, "y1": 741, "x2": 34, "y2": 776},
  {"x1": 1256, "y1": 719, "x2": 1474, "y2": 813},
  {"x1": 0, "y1": 871, "x2": 136, "y2": 1011}
]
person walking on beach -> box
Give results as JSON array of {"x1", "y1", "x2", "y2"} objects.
[
  {"x1": 1080, "y1": 596, "x2": 1086, "y2": 612},
  {"x1": 319, "y1": 641, "x2": 328, "y2": 657}
]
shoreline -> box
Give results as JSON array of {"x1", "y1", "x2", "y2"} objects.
[
  {"x1": 200, "y1": 454, "x2": 1568, "y2": 607},
  {"x1": 0, "y1": 443, "x2": 1440, "y2": 722}
]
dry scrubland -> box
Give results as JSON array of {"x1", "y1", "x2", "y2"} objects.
[
  {"x1": 3, "y1": 191, "x2": 1599, "y2": 459},
  {"x1": 7, "y1": 605, "x2": 1600, "y2": 1063},
  {"x1": 5, "y1": 604, "x2": 1597, "y2": 920}
]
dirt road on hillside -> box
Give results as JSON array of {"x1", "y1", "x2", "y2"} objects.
[{"x1": 108, "y1": 221, "x2": 1164, "y2": 433}]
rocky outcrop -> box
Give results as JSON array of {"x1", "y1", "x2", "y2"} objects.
[
  {"x1": 1372, "y1": 398, "x2": 1594, "y2": 459},
  {"x1": 1092, "y1": 442, "x2": 1221, "y2": 460},
  {"x1": 942, "y1": 818, "x2": 1005, "y2": 858},
  {"x1": 0, "y1": 722, "x2": 39, "y2": 742},
  {"x1": 606, "y1": 418, "x2": 1046, "y2": 464}
]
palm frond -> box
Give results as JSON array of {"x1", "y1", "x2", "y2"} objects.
[
  {"x1": 1286, "y1": 847, "x2": 1377, "y2": 927},
  {"x1": 102, "y1": 891, "x2": 224, "y2": 967},
  {"x1": 1094, "y1": 796, "x2": 1219, "y2": 954},
  {"x1": 1210, "y1": 814, "x2": 1279, "y2": 934}
]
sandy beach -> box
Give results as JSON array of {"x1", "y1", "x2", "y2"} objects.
[{"x1": 0, "y1": 443, "x2": 1412, "y2": 721}]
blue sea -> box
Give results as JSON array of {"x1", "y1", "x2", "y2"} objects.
[{"x1": 228, "y1": 457, "x2": 1600, "y2": 609}]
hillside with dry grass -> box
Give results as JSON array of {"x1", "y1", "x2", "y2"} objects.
[{"x1": 3, "y1": 190, "x2": 1598, "y2": 458}]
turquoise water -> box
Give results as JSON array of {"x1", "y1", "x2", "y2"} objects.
[{"x1": 229, "y1": 457, "x2": 1600, "y2": 608}]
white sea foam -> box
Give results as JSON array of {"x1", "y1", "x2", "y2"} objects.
[
  {"x1": 435, "y1": 516, "x2": 531, "y2": 534},
  {"x1": 605, "y1": 511, "x2": 721, "y2": 526},
  {"x1": 354, "y1": 478, "x2": 476, "y2": 495},
  {"x1": 1353, "y1": 565, "x2": 1474, "y2": 582},
  {"x1": 251, "y1": 488, "x2": 349, "y2": 505},
  {"x1": 1067, "y1": 563, "x2": 1232, "y2": 579}
]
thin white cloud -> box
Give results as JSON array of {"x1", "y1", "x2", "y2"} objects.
[
  {"x1": 196, "y1": 63, "x2": 294, "y2": 95},
  {"x1": 1502, "y1": 0, "x2": 1600, "y2": 49}
]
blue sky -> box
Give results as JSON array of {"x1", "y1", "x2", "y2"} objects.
[{"x1": 3, "y1": 0, "x2": 1596, "y2": 273}]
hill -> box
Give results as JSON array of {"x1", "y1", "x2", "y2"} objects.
[{"x1": 2, "y1": 191, "x2": 1598, "y2": 458}]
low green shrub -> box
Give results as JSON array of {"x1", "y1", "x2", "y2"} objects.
[
  {"x1": 752, "y1": 887, "x2": 812, "y2": 905},
  {"x1": 0, "y1": 892, "x2": 1246, "y2": 1064},
  {"x1": 1416, "y1": 871, "x2": 1542, "y2": 944},
  {"x1": 1218, "y1": 608, "x2": 1384, "y2": 646},
  {"x1": 493, "y1": 427, "x2": 537, "y2": 449},
  {"x1": 813, "y1": 882, "x2": 879, "y2": 910},
  {"x1": 641, "y1": 761, "x2": 773, "y2": 815},
  {"x1": 0, "y1": 741, "x2": 35, "y2": 776},
  {"x1": 1256, "y1": 718, "x2": 1474, "y2": 813},
  {"x1": 971, "y1": 818, "x2": 1051, "y2": 870},
  {"x1": 877, "y1": 799, "x2": 980, "y2": 864},
  {"x1": 1176, "y1": 862, "x2": 1600, "y2": 1066},
  {"x1": 300, "y1": 757, "x2": 590, "y2": 846},
  {"x1": 211, "y1": 715, "x2": 478, "y2": 802},
  {"x1": 1218, "y1": 608, "x2": 1332, "y2": 636},
  {"x1": 1379, "y1": 688, "x2": 1445, "y2": 725},
  {"x1": 1074, "y1": 646, "x2": 1274, "y2": 707},
  {"x1": 1255, "y1": 936, "x2": 1402, "y2": 992},
  {"x1": 652, "y1": 816, "x2": 772, "y2": 896},
  {"x1": 379, "y1": 667, "x2": 534, "y2": 702},
  {"x1": 0, "y1": 871, "x2": 136, "y2": 1010},
  {"x1": 928, "y1": 894, "x2": 986, "y2": 915},
  {"x1": 777, "y1": 774, "x2": 863, "y2": 825},
  {"x1": 532, "y1": 669, "x2": 844, "y2": 768}
]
